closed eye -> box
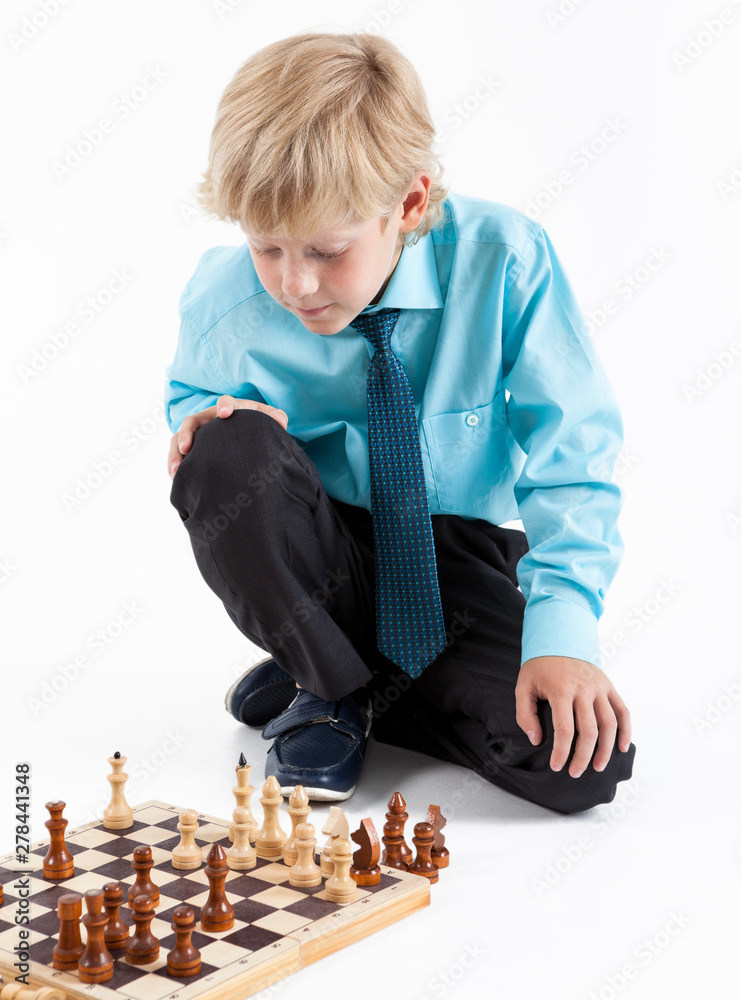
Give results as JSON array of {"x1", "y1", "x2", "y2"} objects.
[{"x1": 252, "y1": 247, "x2": 344, "y2": 259}]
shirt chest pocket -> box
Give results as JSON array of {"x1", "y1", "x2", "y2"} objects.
[{"x1": 422, "y1": 391, "x2": 508, "y2": 513}]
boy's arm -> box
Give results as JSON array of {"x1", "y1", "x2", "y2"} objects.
[
  {"x1": 164, "y1": 309, "x2": 226, "y2": 435},
  {"x1": 501, "y1": 224, "x2": 631, "y2": 776}
]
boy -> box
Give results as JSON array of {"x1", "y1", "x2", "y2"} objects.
[{"x1": 165, "y1": 31, "x2": 635, "y2": 814}]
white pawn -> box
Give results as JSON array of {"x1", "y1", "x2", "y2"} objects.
[
  {"x1": 226, "y1": 806, "x2": 257, "y2": 870},
  {"x1": 288, "y1": 823, "x2": 322, "y2": 887},
  {"x1": 172, "y1": 809, "x2": 202, "y2": 870},
  {"x1": 283, "y1": 786, "x2": 310, "y2": 866},
  {"x1": 325, "y1": 837, "x2": 356, "y2": 903}
]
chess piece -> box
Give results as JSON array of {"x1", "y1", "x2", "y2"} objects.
[
  {"x1": 43, "y1": 801, "x2": 74, "y2": 880},
  {"x1": 52, "y1": 893, "x2": 84, "y2": 970},
  {"x1": 201, "y1": 843, "x2": 234, "y2": 932},
  {"x1": 255, "y1": 776, "x2": 287, "y2": 858},
  {"x1": 320, "y1": 806, "x2": 349, "y2": 876},
  {"x1": 172, "y1": 809, "x2": 202, "y2": 870},
  {"x1": 325, "y1": 837, "x2": 357, "y2": 903},
  {"x1": 166, "y1": 906, "x2": 201, "y2": 978},
  {"x1": 350, "y1": 818, "x2": 381, "y2": 886},
  {"x1": 386, "y1": 792, "x2": 413, "y2": 866},
  {"x1": 102, "y1": 882, "x2": 129, "y2": 950},
  {"x1": 426, "y1": 805, "x2": 450, "y2": 868},
  {"x1": 226, "y1": 806, "x2": 257, "y2": 870},
  {"x1": 288, "y1": 823, "x2": 322, "y2": 887},
  {"x1": 125, "y1": 894, "x2": 160, "y2": 965},
  {"x1": 283, "y1": 785, "x2": 310, "y2": 866},
  {"x1": 381, "y1": 818, "x2": 408, "y2": 871},
  {"x1": 229, "y1": 754, "x2": 258, "y2": 844},
  {"x1": 408, "y1": 821, "x2": 439, "y2": 883},
  {"x1": 78, "y1": 889, "x2": 114, "y2": 982},
  {"x1": 127, "y1": 845, "x2": 160, "y2": 906},
  {"x1": 103, "y1": 752, "x2": 133, "y2": 830}
]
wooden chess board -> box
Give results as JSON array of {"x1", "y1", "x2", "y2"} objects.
[{"x1": 0, "y1": 801, "x2": 430, "y2": 1000}]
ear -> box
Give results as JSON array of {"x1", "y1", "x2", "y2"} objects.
[{"x1": 399, "y1": 172, "x2": 431, "y2": 233}]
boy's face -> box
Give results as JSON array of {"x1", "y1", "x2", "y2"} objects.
[{"x1": 240, "y1": 207, "x2": 405, "y2": 336}]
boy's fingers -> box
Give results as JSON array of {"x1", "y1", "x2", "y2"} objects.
[
  {"x1": 592, "y1": 695, "x2": 619, "y2": 772},
  {"x1": 217, "y1": 394, "x2": 235, "y2": 417},
  {"x1": 569, "y1": 698, "x2": 600, "y2": 777},
  {"x1": 610, "y1": 692, "x2": 632, "y2": 752},
  {"x1": 515, "y1": 684, "x2": 543, "y2": 745},
  {"x1": 549, "y1": 698, "x2": 576, "y2": 772}
]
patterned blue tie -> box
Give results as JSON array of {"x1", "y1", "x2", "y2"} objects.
[{"x1": 350, "y1": 307, "x2": 447, "y2": 678}]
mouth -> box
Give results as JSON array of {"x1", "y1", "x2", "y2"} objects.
[{"x1": 295, "y1": 304, "x2": 331, "y2": 317}]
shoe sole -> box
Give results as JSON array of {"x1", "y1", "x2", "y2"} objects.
[{"x1": 274, "y1": 783, "x2": 357, "y2": 802}]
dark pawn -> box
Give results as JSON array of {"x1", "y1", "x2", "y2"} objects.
[
  {"x1": 78, "y1": 890, "x2": 114, "y2": 983},
  {"x1": 127, "y1": 846, "x2": 160, "y2": 907},
  {"x1": 103, "y1": 881, "x2": 130, "y2": 950},
  {"x1": 125, "y1": 894, "x2": 160, "y2": 965},
  {"x1": 426, "y1": 805, "x2": 450, "y2": 869},
  {"x1": 408, "y1": 822, "x2": 439, "y2": 884},
  {"x1": 381, "y1": 818, "x2": 408, "y2": 871},
  {"x1": 201, "y1": 843, "x2": 234, "y2": 932},
  {"x1": 167, "y1": 906, "x2": 201, "y2": 978},
  {"x1": 43, "y1": 801, "x2": 74, "y2": 880},
  {"x1": 53, "y1": 893, "x2": 85, "y2": 971},
  {"x1": 386, "y1": 792, "x2": 413, "y2": 866}
]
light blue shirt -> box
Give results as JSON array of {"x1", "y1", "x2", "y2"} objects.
[{"x1": 165, "y1": 192, "x2": 623, "y2": 669}]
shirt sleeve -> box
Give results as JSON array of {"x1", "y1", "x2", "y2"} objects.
[
  {"x1": 501, "y1": 224, "x2": 624, "y2": 669},
  {"x1": 164, "y1": 287, "x2": 225, "y2": 434}
]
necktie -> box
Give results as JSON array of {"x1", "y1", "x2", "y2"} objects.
[{"x1": 350, "y1": 307, "x2": 447, "y2": 678}]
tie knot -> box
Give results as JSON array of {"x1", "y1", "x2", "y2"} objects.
[{"x1": 350, "y1": 308, "x2": 401, "y2": 351}]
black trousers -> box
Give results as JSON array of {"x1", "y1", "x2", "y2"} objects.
[{"x1": 170, "y1": 409, "x2": 636, "y2": 814}]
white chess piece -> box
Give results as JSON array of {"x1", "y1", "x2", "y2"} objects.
[
  {"x1": 226, "y1": 806, "x2": 257, "y2": 870},
  {"x1": 172, "y1": 809, "x2": 202, "y2": 870}
]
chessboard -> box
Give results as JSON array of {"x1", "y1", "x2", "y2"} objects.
[{"x1": 0, "y1": 800, "x2": 430, "y2": 1000}]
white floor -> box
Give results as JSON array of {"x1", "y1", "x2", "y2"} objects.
[{"x1": 2, "y1": 2, "x2": 739, "y2": 998}]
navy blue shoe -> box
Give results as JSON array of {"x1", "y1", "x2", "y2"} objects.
[
  {"x1": 225, "y1": 656, "x2": 298, "y2": 727},
  {"x1": 262, "y1": 689, "x2": 372, "y2": 801}
]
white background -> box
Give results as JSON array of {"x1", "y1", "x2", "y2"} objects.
[{"x1": 1, "y1": 1, "x2": 739, "y2": 998}]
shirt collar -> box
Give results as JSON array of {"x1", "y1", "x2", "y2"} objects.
[{"x1": 360, "y1": 231, "x2": 443, "y2": 313}]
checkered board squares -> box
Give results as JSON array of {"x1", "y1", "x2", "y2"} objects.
[{"x1": 0, "y1": 800, "x2": 429, "y2": 1000}]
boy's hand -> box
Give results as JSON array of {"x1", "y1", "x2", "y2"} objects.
[
  {"x1": 515, "y1": 656, "x2": 631, "y2": 778},
  {"x1": 168, "y1": 395, "x2": 288, "y2": 479}
]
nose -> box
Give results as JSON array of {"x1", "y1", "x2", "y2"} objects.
[{"x1": 281, "y1": 261, "x2": 320, "y2": 300}]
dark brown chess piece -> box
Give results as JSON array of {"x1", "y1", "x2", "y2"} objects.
[
  {"x1": 200, "y1": 843, "x2": 234, "y2": 932},
  {"x1": 426, "y1": 805, "x2": 449, "y2": 868},
  {"x1": 43, "y1": 801, "x2": 74, "y2": 880},
  {"x1": 381, "y1": 818, "x2": 408, "y2": 871},
  {"x1": 78, "y1": 889, "x2": 114, "y2": 982},
  {"x1": 127, "y1": 845, "x2": 160, "y2": 906},
  {"x1": 386, "y1": 792, "x2": 413, "y2": 866},
  {"x1": 52, "y1": 893, "x2": 85, "y2": 970},
  {"x1": 408, "y1": 821, "x2": 439, "y2": 883},
  {"x1": 166, "y1": 906, "x2": 201, "y2": 978},
  {"x1": 102, "y1": 881, "x2": 130, "y2": 950},
  {"x1": 350, "y1": 818, "x2": 381, "y2": 886},
  {"x1": 125, "y1": 894, "x2": 160, "y2": 965}
]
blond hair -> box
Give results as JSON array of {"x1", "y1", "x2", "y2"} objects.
[{"x1": 196, "y1": 31, "x2": 448, "y2": 246}]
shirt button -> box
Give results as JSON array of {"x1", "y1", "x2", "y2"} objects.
[{"x1": 466, "y1": 413, "x2": 479, "y2": 427}]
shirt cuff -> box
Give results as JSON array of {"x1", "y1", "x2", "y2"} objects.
[{"x1": 520, "y1": 599, "x2": 603, "y2": 669}]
